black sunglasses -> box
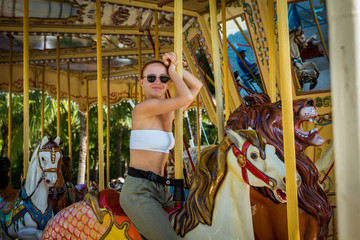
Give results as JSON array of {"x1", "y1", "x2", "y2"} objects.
[{"x1": 144, "y1": 74, "x2": 170, "y2": 83}]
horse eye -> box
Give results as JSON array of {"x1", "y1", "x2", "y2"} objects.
[{"x1": 250, "y1": 152, "x2": 258, "y2": 159}]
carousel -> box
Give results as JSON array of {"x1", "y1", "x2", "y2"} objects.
[{"x1": 0, "y1": 0, "x2": 357, "y2": 239}]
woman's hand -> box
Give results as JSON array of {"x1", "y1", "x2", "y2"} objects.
[{"x1": 162, "y1": 52, "x2": 178, "y2": 67}]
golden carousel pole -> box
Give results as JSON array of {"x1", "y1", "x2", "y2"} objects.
[
  {"x1": 154, "y1": 10, "x2": 160, "y2": 61},
  {"x1": 56, "y1": 36, "x2": 61, "y2": 137},
  {"x1": 174, "y1": 0, "x2": 184, "y2": 198},
  {"x1": 106, "y1": 58, "x2": 110, "y2": 185},
  {"x1": 137, "y1": 35, "x2": 142, "y2": 103},
  {"x1": 268, "y1": 0, "x2": 277, "y2": 102},
  {"x1": 233, "y1": 18, "x2": 252, "y2": 47},
  {"x1": 8, "y1": 35, "x2": 13, "y2": 164},
  {"x1": 196, "y1": 96, "x2": 201, "y2": 162},
  {"x1": 221, "y1": 0, "x2": 230, "y2": 121},
  {"x1": 209, "y1": 0, "x2": 224, "y2": 142},
  {"x1": 67, "y1": 61, "x2": 72, "y2": 165},
  {"x1": 23, "y1": 0, "x2": 30, "y2": 178},
  {"x1": 96, "y1": 0, "x2": 104, "y2": 191},
  {"x1": 86, "y1": 78, "x2": 90, "y2": 187},
  {"x1": 278, "y1": 0, "x2": 300, "y2": 239},
  {"x1": 41, "y1": 64, "x2": 45, "y2": 139},
  {"x1": 309, "y1": 0, "x2": 329, "y2": 60}
]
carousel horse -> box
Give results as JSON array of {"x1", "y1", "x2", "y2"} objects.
[
  {"x1": 0, "y1": 136, "x2": 62, "y2": 240},
  {"x1": 42, "y1": 129, "x2": 298, "y2": 240},
  {"x1": 48, "y1": 157, "x2": 76, "y2": 214},
  {"x1": 226, "y1": 93, "x2": 331, "y2": 240},
  {"x1": 289, "y1": 27, "x2": 320, "y2": 90}
]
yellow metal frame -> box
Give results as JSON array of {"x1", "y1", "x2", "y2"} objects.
[
  {"x1": 23, "y1": 0, "x2": 29, "y2": 178},
  {"x1": 278, "y1": 0, "x2": 300, "y2": 239},
  {"x1": 96, "y1": 0, "x2": 104, "y2": 191}
]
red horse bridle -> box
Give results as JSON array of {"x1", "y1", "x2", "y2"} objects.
[{"x1": 232, "y1": 142, "x2": 277, "y2": 190}]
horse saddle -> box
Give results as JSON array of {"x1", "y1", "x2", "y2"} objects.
[{"x1": 99, "y1": 189, "x2": 180, "y2": 218}]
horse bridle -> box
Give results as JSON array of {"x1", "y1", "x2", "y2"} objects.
[
  {"x1": 20, "y1": 147, "x2": 62, "y2": 201},
  {"x1": 37, "y1": 147, "x2": 62, "y2": 173},
  {"x1": 232, "y1": 142, "x2": 277, "y2": 190}
]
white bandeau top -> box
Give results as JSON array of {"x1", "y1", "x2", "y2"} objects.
[{"x1": 130, "y1": 130, "x2": 175, "y2": 153}]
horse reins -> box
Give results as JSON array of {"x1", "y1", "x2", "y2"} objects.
[{"x1": 232, "y1": 142, "x2": 277, "y2": 190}]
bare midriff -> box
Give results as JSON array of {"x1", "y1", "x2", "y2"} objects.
[{"x1": 129, "y1": 149, "x2": 169, "y2": 176}]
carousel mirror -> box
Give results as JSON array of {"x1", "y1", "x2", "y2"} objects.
[
  {"x1": 288, "y1": 0, "x2": 330, "y2": 94},
  {"x1": 219, "y1": 15, "x2": 265, "y2": 97}
]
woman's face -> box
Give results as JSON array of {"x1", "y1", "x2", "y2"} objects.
[{"x1": 141, "y1": 62, "x2": 171, "y2": 99}]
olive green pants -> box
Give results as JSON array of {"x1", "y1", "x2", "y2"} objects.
[{"x1": 120, "y1": 175, "x2": 180, "y2": 240}]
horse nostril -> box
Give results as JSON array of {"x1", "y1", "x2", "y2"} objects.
[
  {"x1": 46, "y1": 179, "x2": 51, "y2": 184},
  {"x1": 283, "y1": 177, "x2": 286, "y2": 184}
]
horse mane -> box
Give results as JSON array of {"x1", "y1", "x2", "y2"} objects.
[
  {"x1": 226, "y1": 93, "x2": 331, "y2": 240},
  {"x1": 170, "y1": 137, "x2": 232, "y2": 237},
  {"x1": 61, "y1": 157, "x2": 73, "y2": 183}
]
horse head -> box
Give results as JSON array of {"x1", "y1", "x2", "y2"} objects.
[
  {"x1": 226, "y1": 128, "x2": 301, "y2": 203},
  {"x1": 32, "y1": 136, "x2": 62, "y2": 188}
]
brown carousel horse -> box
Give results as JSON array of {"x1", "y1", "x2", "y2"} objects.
[
  {"x1": 48, "y1": 157, "x2": 76, "y2": 214},
  {"x1": 226, "y1": 93, "x2": 331, "y2": 240}
]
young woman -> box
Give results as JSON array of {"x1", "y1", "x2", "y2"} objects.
[{"x1": 120, "y1": 52, "x2": 203, "y2": 240}]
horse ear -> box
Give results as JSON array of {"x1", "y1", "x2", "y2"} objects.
[
  {"x1": 226, "y1": 129, "x2": 246, "y2": 149},
  {"x1": 40, "y1": 136, "x2": 49, "y2": 148},
  {"x1": 54, "y1": 136, "x2": 60, "y2": 146},
  {"x1": 298, "y1": 26, "x2": 302, "y2": 31}
]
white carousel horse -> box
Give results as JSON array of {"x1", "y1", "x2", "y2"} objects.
[
  {"x1": 172, "y1": 129, "x2": 300, "y2": 239},
  {"x1": 0, "y1": 137, "x2": 62, "y2": 240},
  {"x1": 41, "y1": 129, "x2": 300, "y2": 240},
  {"x1": 289, "y1": 28, "x2": 320, "y2": 88}
]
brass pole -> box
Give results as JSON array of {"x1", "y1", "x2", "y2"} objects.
[
  {"x1": 221, "y1": 0, "x2": 230, "y2": 121},
  {"x1": 196, "y1": 95, "x2": 200, "y2": 161},
  {"x1": 86, "y1": 78, "x2": 90, "y2": 187},
  {"x1": 106, "y1": 58, "x2": 110, "y2": 185},
  {"x1": 174, "y1": 0, "x2": 184, "y2": 181},
  {"x1": 41, "y1": 65, "x2": 45, "y2": 139},
  {"x1": 67, "y1": 61, "x2": 72, "y2": 165},
  {"x1": 278, "y1": 0, "x2": 300, "y2": 238},
  {"x1": 96, "y1": 0, "x2": 104, "y2": 191},
  {"x1": 309, "y1": 0, "x2": 329, "y2": 60},
  {"x1": 8, "y1": 35, "x2": 13, "y2": 162},
  {"x1": 233, "y1": 18, "x2": 252, "y2": 47},
  {"x1": 268, "y1": 0, "x2": 277, "y2": 102},
  {"x1": 56, "y1": 36, "x2": 60, "y2": 137},
  {"x1": 155, "y1": 10, "x2": 160, "y2": 60},
  {"x1": 210, "y1": 0, "x2": 224, "y2": 142},
  {"x1": 137, "y1": 35, "x2": 142, "y2": 102},
  {"x1": 23, "y1": 0, "x2": 30, "y2": 178}
]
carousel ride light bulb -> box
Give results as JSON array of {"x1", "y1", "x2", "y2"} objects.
[
  {"x1": 252, "y1": 1, "x2": 257, "y2": 5},
  {"x1": 122, "y1": 5, "x2": 126, "y2": 9},
  {"x1": 131, "y1": 6, "x2": 134, "y2": 10},
  {"x1": 114, "y1": 4, "x2": 117, "y2": 8},
  {"x1": 105, "y1": 2, "x2": 109, "y2": 7},
  {"x1": 254, "y1": 10, "x2": 259, "y2": 14}
]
